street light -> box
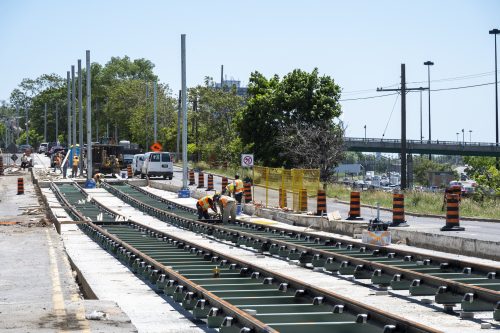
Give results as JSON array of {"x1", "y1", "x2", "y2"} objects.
[
  {"x1": 424, "y1": 60, "x2": 434, "y2": 160},
  {"x1": 364, "y1": 124, "x2": 366, "y2": 140},
  {"x1": 489, "y1": 28, "x2": 499, "y2": 168},
  {"x1": 469, "y1": 129, "x2": 472, "y2": 143},
  {"x1": 461, "y1": 128, "x2": 465, "y2": 145},
  {"x1": 456, "y1": 132, "x2": 459, "y2": 142}
]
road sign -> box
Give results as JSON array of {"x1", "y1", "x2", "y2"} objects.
[
  {"x1": 241, "y1": 154, "x2": 254, "y2": 168},
  {"x1": 11, "y1": 154, "x2": 18, "y2": 162},
  {"x1": 7, "y1": 143, "x2": 17, "y2": 154},
  {"x1": 150, "y1": 142, "x2": 163, "y2": 152}
]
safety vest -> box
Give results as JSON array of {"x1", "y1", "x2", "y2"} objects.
[
  {"x1": 220, "y1": 196, "x2": 235, "y2": 207},
  {"x1": 226, "y1": 183, "x2": 235, "y2": 194},
  {"x1": 72, "y1": 157, "x2": 79, "y2": 167},
  {"x1": 198, "y1": 196, "x2": 213, "y2": 210},
  {"x1": 234, "y1": 179, "x2": 244, "y2": 193}
]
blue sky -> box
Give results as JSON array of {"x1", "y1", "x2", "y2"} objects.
[{"x1": 1, "y1": 0, "x2": 499, "y2": 142}]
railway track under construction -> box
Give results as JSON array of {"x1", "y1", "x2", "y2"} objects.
[
  {"x1": 99, "y1": 182, "x2": 500, "y2": 321},
  {"x1": 50, "y1": 181, "x2": 441, "y2": 333}
]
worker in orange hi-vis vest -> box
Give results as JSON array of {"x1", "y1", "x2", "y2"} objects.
[
  {"x1": 233, "y1": 174, "x2": 244, "y2": 204},
  {"x1": 196, "y1": 194, "x2": 218, "y2": 220},
  {"x1": 214, "y1": 194, "x2": 236, "y2": 224}
]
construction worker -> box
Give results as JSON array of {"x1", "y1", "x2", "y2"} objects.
[
  {"x1": 94, "y1": 173, "x2": 104, "y2": 187},
  {"x1": 224, "y1": 182, "x2": 235, "y2": 196},
  {"x1": 234, "y1": 174, "x2": 244, "y2": 204},
  {"x1": 214, "y1": 194, "x2": 236, "y2": 224},
  {"x1": 72, "y1": 155, "x2": 79, "y2": 178},
  {"x1": 196, "y1": 194, "x2": 218, "y2": 220}
]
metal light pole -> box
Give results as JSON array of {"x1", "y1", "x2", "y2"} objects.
[
  {"x1": 78, "y1": 59, "x2": 84, "y2": 175},
  {"x1": 456, "y1": 132, "x2": 459, "y2": 142},
  {"x1": 86, "y1": 50, "x2": 92, "y2": 180},
  {"x1": 364, "y1": 125, "x2": 366, "y2": 140},
  {"x1": 15, "y1": 105, "x2": 19, "y2": 140},
  {"x1": 469, "y1": 130, "x2": 472, "y2": 143},
  {"x1": 461, "y1": 128, "x2": 465, "y2": 145},
  {"x1": 419, "y1": 89, "x2": 423, "y2": 142},
  {"x1": 176, "y1": 90, "x2": 181, "y2": 161},
  {"x1": 424, "y1": 60, "x2": 434, "y2": 159},
  {"x1": 489, "y1": 28, "x2": 499, "y2": 168},
  {"x1": 145, "y1": 83, "x2": 149, "y2": 149}
]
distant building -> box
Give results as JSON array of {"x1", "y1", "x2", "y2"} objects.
[{"x1": 215, "y1": 79, "x2": 248, "y2": 97}]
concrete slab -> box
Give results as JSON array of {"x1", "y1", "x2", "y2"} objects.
[{"x1": 89, "y1": 188, "x2": 495, "y2": 332}]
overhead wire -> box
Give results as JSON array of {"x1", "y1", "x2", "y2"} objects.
[
  {"x1": 339, "y1": 92, "x2": 398, "y2": 101},
  {"x1": 381, "y1": 94, "x2": 399, "y2": 139}
]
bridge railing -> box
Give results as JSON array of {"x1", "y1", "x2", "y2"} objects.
[{"x1": 344, "y1": 137, "x2": 499, "y2": 148}]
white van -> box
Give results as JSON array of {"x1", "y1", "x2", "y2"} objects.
[
  {"x1": 131, "y1": 154, "x2": 145, "y2": 175},
  {"x1": 141, "y1": 152, "x2": 173, "y2": 179}
]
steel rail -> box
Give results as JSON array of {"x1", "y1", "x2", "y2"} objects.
[
  {"x1": 101, "y1": 182, "x2": 500, "y2": 314},
  {"x1": 50, "y1": 182, "x2": 275, "y2": 333},
  {"x1": 52, "y1": 182, "x2": 441, "y2": 333}
]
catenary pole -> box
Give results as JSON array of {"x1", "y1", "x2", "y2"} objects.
[
  {"x1": 55, "y1": 103, "x2": 58, "y2": 144},
  {"x1": 44, "y1": 103, "x2": 47, "y2": 142},
  {"x1": 78, "y1": 59, "x2": 84, "y2": 175},
  {"x1": 181, "y1": 34, "x2": 188, "y2": 190},
  {"x1": 176, "y1": 90, "x2": 181, "y2": 161},
  {"x1": 71, "y1": 65, "x2": 76, "y2": 163},
  {"x1": 16, "y1": 104, "x2": 19, "y2": 140},
  {"x1": 67, "y1": 71, "x2": 71, "y2": 149},
  {"x1": 86, "y1": 50, "x2": 92, "y2": 180},
  {"x1": 154, "y1": 80, "x2": 157, "y2": 143},
  {"x1": 25, "y1": 105, "x2": 28, "y2": 145}
]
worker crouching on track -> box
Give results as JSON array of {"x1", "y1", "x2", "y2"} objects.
[
  {"x1": 214, "y1": 194, "x2": 236, "y2": 224},
  {"x1": 94, "y1": 173, "x2": 104, "y2": 188},
  {"x1": 196, "y1": 194, "x2": 218, "y2": 220}
]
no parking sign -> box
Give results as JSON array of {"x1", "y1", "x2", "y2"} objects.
[{"x1": 241, "y1": 154, "x2": 254, "y2": 168}]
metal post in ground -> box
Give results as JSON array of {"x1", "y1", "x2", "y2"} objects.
[
  {"x1": 71, "y1": 65, "x2": 76, "y2": 163},
  {"x1": 67, "y1": 71, "x2": 71, "y2": 149},
  {"x1": 153, "y1": 80, "x2": 157, "y2": 143},
  {"x1": 78, "y1": 59, "x2": 84, "y2": 175},
  {"x1": 44, "y1": 103, "x2": 47, "y2": 142},
  {"x1": 86, "y1": 50, "x2": 92, "y2": 181},
  {"x1": 25, "y1": 105, "x2": 28, "y2": 145},
  {"x1": 55, "y1": 103, "x2": 58, "y2": 144},
  {"x1": 178, "y1": 34, "x2": 189, "y2": 198}
]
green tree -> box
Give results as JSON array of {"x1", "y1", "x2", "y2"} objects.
[
  {"x1": 464, "y1": 156, "x2": 500, "y2": 197},
  {"x1": 413, "y1": 157, "x2": 456, "y2": 186},
  {"x1": 241, "y1": 68, "x2": 342, "y2": 167}
]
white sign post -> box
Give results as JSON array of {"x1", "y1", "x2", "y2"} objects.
[{"x1": 241, "y1": 154, "x2": 254, "y2": 168}]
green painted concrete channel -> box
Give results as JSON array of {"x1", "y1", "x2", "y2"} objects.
[
  {"x1": 51, "y1": 182, "x2": 438, "y2": 333},
  {"x1": 102, "y1": 182, "x2": 500, "y2": 319}
]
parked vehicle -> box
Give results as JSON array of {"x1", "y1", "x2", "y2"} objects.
[
  {"x1": 131, "y1": 154, "x2": 145, "y2": 175},
  {"x1": 18, "y1": 144, "x2": 33, "y2": 153},
  {"x1": 38, "y1": 142, "x2": 48, "y2": 154},
  {"x1": 47, "y1": 145, "x2": 66, "y2": 157},
  {"x1": 141, "y1": 152, "x2": 173, "y2": 179}
]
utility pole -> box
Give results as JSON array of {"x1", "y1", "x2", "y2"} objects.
[
  {"x1": 176, "y1": 90, "x2": 181, "y2": 161},
  {"x1": 153, "y1": 80, "x2": 157, "y2": 143},
  {"x1": 194, "y1": 96, "x2": 199, "y2": 162},
  {"x1": 44, "y1": 103, "x2": 47, "y2": 142},
  {"x1": 16, "y1": 105, "x2": 19, "y2": 140},
  {"x1": 419, "y1": 89, "x2": 423, "y2": 142},
  {"x1": 377, "y1": 64, "x2": 428, "y2": 190},
  {"x1": 72, "y1": 65, "x2": 76, "y2": 162},
  {"x1": 78, "y1": 59, "x2": 84, "y2": 175},
  {"x1": 86, "y1": 50, "x2": 92, "y2": 180},
  {"x1": 424, "y1": 60, "x2": 434, "y2": 160},
  {"x1": 67, "y1": 71, "x2": 71, "y2": 149},
  {"x1": 145, "y1": 83, "x2": 149, "y2": 149}
]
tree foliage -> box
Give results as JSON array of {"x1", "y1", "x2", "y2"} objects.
[
  {"x1": 413, "y1": 157, "x2": 456, "y2": 186},
  {"x1": 241, "y1": 68, "x2": 342, "y2": 167},
  {"x1": 464, "y1": 156, "x2": 500, "y2": 197}
]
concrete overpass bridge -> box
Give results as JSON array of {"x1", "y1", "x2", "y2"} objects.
[{"x1": 344, "y1": 137, "x2": 500, "y2": 157}]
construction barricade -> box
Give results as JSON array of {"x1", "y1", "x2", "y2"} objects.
[
  {"x1": 347, "y1": 191, "x2": 362, "y2": 220},
  {"x1": 127, "y1": 164, "x2": 133, "y2": 178},
  {"x1": 253, "y1": 166, "x2": 319, "y2": 212},
  {"x1": 207, "y1": 174, "x2": 214, "y2": 191},
  {"x1": 441, "y1": 194, "x2": 465, "y2": 231},
  {"x1": 244, "y1": 182, "x2": 252, "y2": 203},
  {"x1": 197, "y1": 172, "x2": 204, "y2": 188},
  {"x1": 316, "y1": 189, "x2": 327, "y2": 215},
  {"x1": 189, "y1": 170, "x2": 195, "y2": 185},
  {"x1": 17, "y1": 177, "x2": 24, "y2": 195},
  {"x1": 391, "y1": 193, "x2": 406, "y2": 226},
  {"x1": 221, "y1": 177, "x2": 228, "y2": 193}
]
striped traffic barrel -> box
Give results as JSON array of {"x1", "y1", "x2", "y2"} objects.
[
  {"x1": 17, "y1": 177, "x2": 24, "y2": 195},
  {"x1": 197, "y1": 172, "x2": 204, "y2": 188},
  {"x1": 451, "y1": 185, "x2": 462, "y2": 202},
  {"x1": 441, "y1": 194, "x2": 465, "y2": 231},
  {"x1": 299, "y1": 188, "x2": 308, "y2": 212},
  {"x1": 244, "y1": 182, "x2": 252, "y2": 203},
  {"x1": 127, "y1": 164, "x2": 133, "y2": 178},
  {"x1": 279, "y1": 187, "x2": 287, "y2": 208},
  {"x1": 347, "y1": 191, "x2": 361, "y2": 220},
  {"x1": 189, "y1": 170, "x2": 195, "y2": 185},
  {"x1": 316, "y1": 189, "x2": 327, "y2": 216},
  {"x1": 207, "y1": 174, "x2": 214, "y2": 191},
  {"x1": 392, "y1": 193, "x2": 405, "y2": 225},
  {"x1": 221, "y1": 177, "x2": 228, "y2": 193}
]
